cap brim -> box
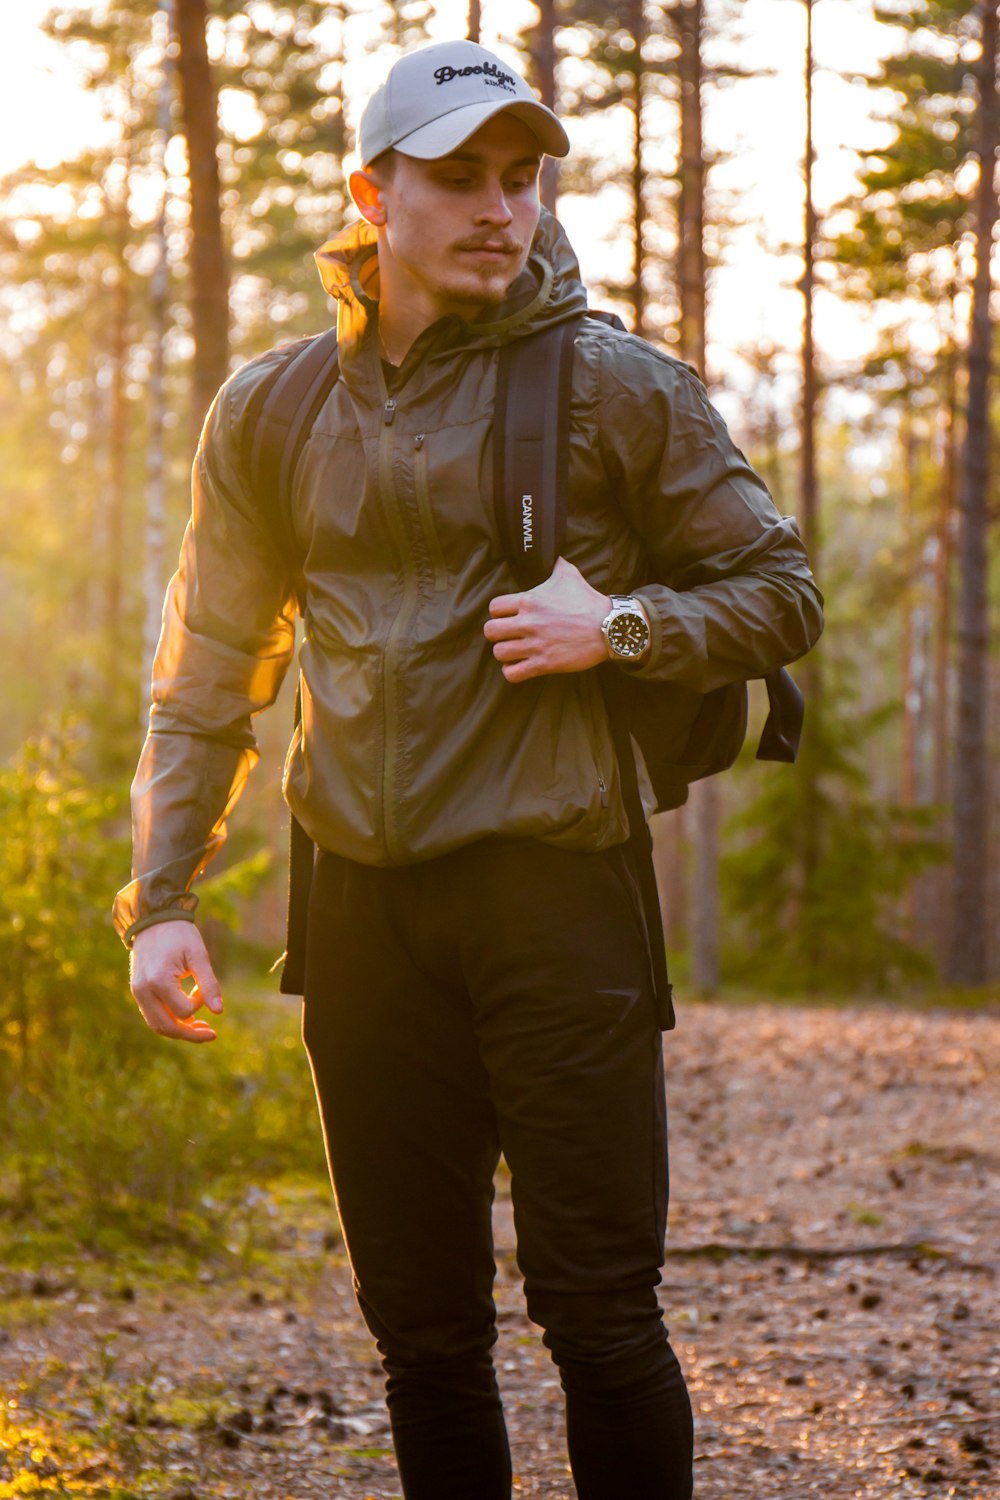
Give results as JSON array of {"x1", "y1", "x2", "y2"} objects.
[{"x1": 394, "y1": 98, "x2": 569, "y2": 161}]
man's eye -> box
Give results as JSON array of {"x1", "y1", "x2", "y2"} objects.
[{"x1": 444, "y1": 177, "x2": 473, "y2": 188}]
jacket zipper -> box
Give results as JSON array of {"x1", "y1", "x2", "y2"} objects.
[
  {"x1": 413, "y1": 435, "x2": 449, "y2": 592},
  {"x1": 375, "y1": 376, "x2": 418, "y2": 863}
]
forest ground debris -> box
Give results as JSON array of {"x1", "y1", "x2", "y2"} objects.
[{"x1": 0, "y1": 1000, "x2": 996, "y2": 1498}]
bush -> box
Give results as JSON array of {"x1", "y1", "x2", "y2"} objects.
[
  {"x1": 0, "y1": 722, "x2": 326, "y2": 1259},
  {"x1": 721, "y1": 677, "x2": 945, "y2": 993}
]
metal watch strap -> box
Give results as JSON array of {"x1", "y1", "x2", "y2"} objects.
[{"x1": 603, "y1": 596, "x2": 649, "y2": 660}]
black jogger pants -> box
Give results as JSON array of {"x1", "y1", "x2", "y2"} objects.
[{"x1": 300, "y1": 836, "x2": 694, "y2": 1500}]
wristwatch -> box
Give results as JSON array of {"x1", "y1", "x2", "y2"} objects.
[{"x1": 601, "y1": 595, "x2": 651, "y2": 661}]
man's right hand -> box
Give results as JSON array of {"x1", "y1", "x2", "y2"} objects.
[{"x1": 129, "y1": 921, "x2": 224, "y2": 1044}]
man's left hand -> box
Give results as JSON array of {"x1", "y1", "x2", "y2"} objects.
[{"x1": 485, "y1": 556, "x2": 616, "y2": 683}]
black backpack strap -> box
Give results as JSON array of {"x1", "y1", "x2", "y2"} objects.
[
  {"x1": 494, "y1": 319, "x2": 579, "y2": 586},
  {"x1": 495, "y1": 316, "x2": 675, "y2": 1028},
  {"x1": 599, "y1": 665, "x2": 676, "y2": 1029},
  {"x1": 756, "y1": 665, "x2": 804, "y2": 763},
  {"x1": 242, "y1": 327, "x2": 341, "y2": 997},
  {"x1": 242, "y1": 327, "x2": 341, "y2": 578},
  {"x1": 267, "y1": 683, "x2": 316, "y2": 996}
]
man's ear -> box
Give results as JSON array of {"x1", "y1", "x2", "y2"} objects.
[{"x1": 350, "y1": 169, "x2": 387, "y2": 227}]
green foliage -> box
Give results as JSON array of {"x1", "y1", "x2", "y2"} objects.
[
  {"x1": 721, "y1": 663, "x2": 946, "y2": 995},
  {"x1": 542, "y1": 0, "x2": 684, "y2": 334},
  {"x1": 212, "y1": 0, "x2": 353, "y2": 347},
  {"x1": 0, "y1": 1, "x2": 441, "y2": 767},
  {"x1": 0, "y1": 722, "x2": 324, "y2": 1258},
  {"x1": 195, "y1": 846, "x2": 273, "y2": 927},
  {"x1": 0, "y1": 0, "x2": 987, "y2": 1006},
  {"x1": 0, "y1": 720, "x2": 127, "y2": 1045},
  {"x1": 833, "y1": 0, "x2": 981, "y2": 306}
]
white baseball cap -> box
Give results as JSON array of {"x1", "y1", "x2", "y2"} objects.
[{"x1": 358, "y1": 41, "x2": 570, "y2": 165}]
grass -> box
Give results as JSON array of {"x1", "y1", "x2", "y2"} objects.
[
  {"x1": 1, "y1": 974, "x2": 994, "y2": 1315},
  {"x1": 0, "y1": 980, "x2": 342, "y2": 1332},
  {"x1": 0, "y1": 1179, "x2": 340, "y2": 1320},
  {"x1": 846, "y1": 1203, "x2": 885, "y2": 1228},
  {"x1": 677, "y1": 984, "x2": 1000, "y2": 1012}
]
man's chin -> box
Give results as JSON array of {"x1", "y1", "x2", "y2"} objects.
[{"x1": 445, "y1": 260, "x2": 526, "y2": 309}]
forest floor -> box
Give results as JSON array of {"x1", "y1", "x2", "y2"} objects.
[{"x1": 1, "y1": 999, "x2": 998, "y2": 1500}]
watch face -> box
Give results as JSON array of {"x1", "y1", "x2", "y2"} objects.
[{"x1": 607, "y1": 610, "x2": 649, "y2": 658}]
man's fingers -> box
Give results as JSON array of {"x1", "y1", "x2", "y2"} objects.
[
  {"x1": 154, "y1": 1013, "x2": 218, "y2": 1043},
  {"x1": 487, "y1": 591, "x2": 524, "y2": 618},
  {"x1": 155, "y1": 1008, "x2": 218, "y2": 1043},
  {"x1": 483, "y1": 615, "x2": 525, "y2": 642},
  {"x1": 502, "y1": 658, "x2": 540, "y2": 683},
  {"x1": 187, "y1": 946, "x2": 224, "y2": 1015},
  {"x1": 133, "y1": 986, "x2": 218, "y2": 1043},
  {"x1": 500, "y1": 649, "x2": 575, "y2": 682},
  {"x1": 491, "y1": 638, "x2": 532, "y2": 663},
  {"x1": 129, "y1": 924, "x2": 223, "y2": 1043}
]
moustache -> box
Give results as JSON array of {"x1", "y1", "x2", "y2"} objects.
[{"x1": 455, "y1": 237, "x2": 522, "y2": 255}]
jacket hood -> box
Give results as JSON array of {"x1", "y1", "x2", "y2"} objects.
[{"x1": 314, "y1": 207, "x2": 589, "y2": 361}]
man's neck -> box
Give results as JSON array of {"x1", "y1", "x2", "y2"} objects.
[
  {"x1": 377, "y1": 293, "x2": 482, "y2": 368},
  {"x1": 374, "y1": 247, "x2": 486, "y2": 366}
]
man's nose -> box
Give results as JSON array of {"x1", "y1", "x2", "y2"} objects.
[{"x1": 474, "y1": 180, "x2": 514, "y2": 224}]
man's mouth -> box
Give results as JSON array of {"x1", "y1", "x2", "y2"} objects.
[{"x1": 456, "y1": 239, "x2": 520, "y2": 259}]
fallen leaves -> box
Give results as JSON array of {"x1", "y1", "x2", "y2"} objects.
[{"x1": 0, "y1": 1000, "x2": 997, "y2": 1498}]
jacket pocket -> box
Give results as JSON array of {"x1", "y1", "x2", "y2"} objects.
[
  {"x1": 578, "y1": 671, "x2": 614, "y2": 815},
  {"x1": 413, "y1": 435, "x2": 449, "y2": 592}
]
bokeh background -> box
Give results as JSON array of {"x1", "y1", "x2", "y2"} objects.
[{"x1": 1, "y1": 0, "x2": 998, "y2": 1359}]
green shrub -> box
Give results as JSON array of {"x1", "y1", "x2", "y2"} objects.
[
  {"x1": 0, "y1": 722, "x2": 326, "y2": 1260},
  {"x1": 721, "y1": 678, "x2": 945, "y2": 993}
]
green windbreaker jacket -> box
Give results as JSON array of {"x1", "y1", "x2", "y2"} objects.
[{"x1": 112, "y1": 210, "x2": 823, "y2": 946}]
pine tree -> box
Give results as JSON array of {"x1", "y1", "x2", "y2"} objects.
[
  {"x1": 546, "y1": 0, "x2": 680, "y2": 336},
  {"x1": 951, "y1": 0, "x2": 999, "y2": 982},
  {"x1": 834, "y1": 0, "x2": 998, "y2": 979},
  {"x1": 834, "y1": 0, "x2": 978, "y2": 820},
  {"x1": 668, "y1": 0, "x2": 719, "y2": 991},
  {"x1": 174, "y1": 0, "x2": 229, "y2": 442},
  {"x1": 0, "y1": 0, "x2": 426, "y2": 752},
  {"x1": 522, "y1": 0, "x2": 561, "y2": 211}
]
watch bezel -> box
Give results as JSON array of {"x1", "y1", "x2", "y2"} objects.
[{"x1": 602, "y1": 597, "x2": 650, "y2": 660}]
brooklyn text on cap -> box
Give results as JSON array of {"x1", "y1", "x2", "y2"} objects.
[{"x1": 358, "y1": 40, "x2": 570, "y2": 165}]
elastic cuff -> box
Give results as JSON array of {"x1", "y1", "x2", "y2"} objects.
[
  {"x1": 122, "y1": 909, "x2": 198, "y2": 950},
  {"x1": 620, "y1": 589, "x2": 663, "y2": 678}
]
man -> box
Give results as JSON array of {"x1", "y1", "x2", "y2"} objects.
[{"x1": 115, "y1": 39, "x2": 822, "y2": 1500}]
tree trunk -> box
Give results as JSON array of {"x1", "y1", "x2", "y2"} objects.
[
  {"x1": 900, "y1": 399, "x2": 917, "y2": 813},
  {"x1": 927, "y1": 316, "x2": 958, "y2": 961},
  {"x1": 628, "y1": 0, "x2": 648, "y2": 337},
  {"x1": 800, "y1": 0, "x2": 818, "y2": 564},
  {"x1": 676, "y1": 0, "x2": 706, "y2": 379},
  {"x1": 899, "y1": 398, "x2": 920, "y2": 941},
  {"x1": 467, "y1": 0, "x2": 480, "y2": 43},
  {"x1": 673, "y1": 0, "x2": 717, "y2": 990},
  {"x1": 934, "y1": 313, "x2": 958, "y2": 812},
  {"x1": 143, "y1": 0, "x2": 173, "y2": 711},
  {"x1": 948, "y1": 0, "x2": 999, "y2": 985},
  {"x1": 106, "y1": 144, "x2": 131, "y2": 710},
  {"x1": 688, "y1": 780, "x2": 720, "y2": 991},
  {"x1": 799, "y1": 0, "x2": 822, "y2": 982},
  {"x1": 653, "y1": 807, "x2": 688, "y2": 949},
  {"x1": 173, "y1": 0, "x2": 229, "y2": 448},
  {"x1": 533, "y1": 0, "x2": 560, "y2": 212}
]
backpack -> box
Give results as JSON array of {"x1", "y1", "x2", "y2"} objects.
[{"x1": 240, "y1": 314, "x2": 804, "y2": 1021}]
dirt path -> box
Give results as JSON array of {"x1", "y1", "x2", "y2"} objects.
[{"x1": 2, "y1": 1001, "x2": 998, "y2": 1498}]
